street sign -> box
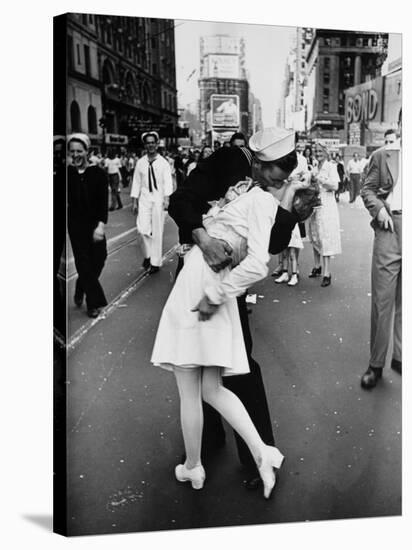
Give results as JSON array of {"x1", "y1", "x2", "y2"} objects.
[
  {"x1": 105, "y1": 133, "x2": 129, "y2": 145},
  {"x1": 348, "y1": 123, "x2": 361, "y2": 146}
]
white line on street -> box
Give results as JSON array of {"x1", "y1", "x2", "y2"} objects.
[{"x1": 66, "y1": 244, "x2": 178, "y2": 354}]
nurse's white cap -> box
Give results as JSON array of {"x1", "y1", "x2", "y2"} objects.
[
  {"x1": 67, "y1": 133, "x2": 91, "y2": 149},
  {"x1": 249, "y1": 127, "x2": 295, "y2": 162}
]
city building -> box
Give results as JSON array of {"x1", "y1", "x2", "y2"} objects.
[
  {"x1": 304, "y1": 29, "x2": 388, "y2": 142},
  {"x1": 248, "y1": 93, "x2": 263, "y2": 136},
  {"x1": 198, "y1": 35, "x2": 253, "y2": 144},
  {"x1": 66, "y1": 14, "x2": 178, "y2": 150},
  {"x1": 282, "y1": 27, "x2": 313, "y2": 134}
]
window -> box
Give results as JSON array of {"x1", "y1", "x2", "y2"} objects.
[
  {"x1": 76, "y1": 43, "x2": 81, "y2": 65},
  {"x1": 125, "y1": 73, "x2": 135, "y2": 99},
  {"x1": 68, "y1": 36, "x2": 74, "y2": 70},
  {"x1": 324, "y1": 73, "x2": 330, "y2": 84},
  {"x1": 82, "y1": 15, "x2": 88, "y2": 25},
  {"x1": 152, "y1": 63, "x2": 157, "y2": 75},
  {"x1": 70, "y1": 101, "x2": 81, "y2": 132},
  {"x1": 102, "y1": 59, "x2": 114, "y2": 86},
  {"x1": 84, "y1": 45, "x2": 90, "y2": 75},
  {"x1": 338, "y1": 92, "x2": 345, "y2": 115},
  {"x1": 88, "y1": 105, "x2": 97, "y2": 134},
  {"x1": 324, "y1": 57, "x2": 330, "y2": 69}
]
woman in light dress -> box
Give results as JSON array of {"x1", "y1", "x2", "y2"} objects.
[
  {"x1": 273, "y1": 223, "x2": 304, "y2": 286},
  {"x1": 307, "y1": 143, "x2": 342, "y2": 287},
  {"x1": 151, "y1": 143, "x2": 305, "y2": 498},
  {"x1": 273, "y1": 146, "x2": 309, "y2": 287}
]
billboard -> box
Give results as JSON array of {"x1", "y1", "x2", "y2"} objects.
[
  {"x1": 345, "y1": 77, "x2": 384, "y2": 126},
  {"x1": 207, "y1": 54, "x2": 239, "y2": 78},
  {"x1": 211, "y1": 94, "x2": 239, "y2": 127}
]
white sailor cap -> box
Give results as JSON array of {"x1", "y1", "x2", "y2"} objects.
[
  {"x1": 141, "y1": 131, "x2": 159, "y2": 143},
  {"x1": 249, "y1": 127, "x2": 295, "y2": 162},
  {"x1": 67, "y1": 133, "x2": 91, "y2": 150}
]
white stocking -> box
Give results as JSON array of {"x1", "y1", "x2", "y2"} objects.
[
  {"x1": 173, "y1": 366, "x2": 203, "y2": 469},
  {"x1": 201, "y1": 367, "x2": 264, "y2": 464}
]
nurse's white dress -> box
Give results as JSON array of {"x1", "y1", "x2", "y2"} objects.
[
  {"x1": 151, "y1": 186, "x2": 278, "y2": 376},
  {"x1": 308, "y1": 161, "x2": 342, "y2": 256}
]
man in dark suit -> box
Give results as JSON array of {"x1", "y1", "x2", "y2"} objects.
[
  {"x1": 168, "y1": 128, "x2": 313, "y2": 489},
  {"x1": 360, "y1": 111, "x2": 402, "y2": 389},
  {"x1": 67, "y1": 133, "x2": 109, "y2": 319}
]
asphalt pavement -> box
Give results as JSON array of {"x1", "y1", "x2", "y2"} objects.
[{"x1": 62, "y1": 192, "x2": 401, "y2": 536}]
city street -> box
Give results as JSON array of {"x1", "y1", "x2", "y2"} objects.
[{"x1": 64, "y1": 192, "x2": 401, "y2": 536}]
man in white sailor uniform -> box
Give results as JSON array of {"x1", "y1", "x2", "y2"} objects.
[{"x1": 131, "y1": 131, "x2": 173, "y2": 274}]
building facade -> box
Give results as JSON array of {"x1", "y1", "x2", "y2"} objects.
[
  {"x1": 282, "y1": 27, "x2": 314, "y2": 134},
  {"x1": 248, "y1": 93, "x2": 263, "y2": 135},
  {"x1": 66, "y1": 13, "x2": 178, "y2": 150},
  {"x1": 304, "y1": 29, "x2": 388, "y2": 141}
]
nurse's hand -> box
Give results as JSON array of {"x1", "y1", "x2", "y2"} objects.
[{"x1": 191, "y1": 296, "x2": 219, "y2": 321}]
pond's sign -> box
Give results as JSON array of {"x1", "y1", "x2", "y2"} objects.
[{"x1": 345, "y1": 77, "x2": 383, "y2": 124}]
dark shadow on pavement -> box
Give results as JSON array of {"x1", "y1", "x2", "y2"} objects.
[{"x1": 22, "y1": 515, "x2": 53, "y2": 531}]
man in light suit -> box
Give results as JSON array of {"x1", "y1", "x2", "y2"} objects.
[{"x1": 360, "y1": 110, "x2": 402, "y2": 389}]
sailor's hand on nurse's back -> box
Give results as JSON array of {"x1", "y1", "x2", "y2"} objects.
[{"x1": 192, "y1": 228, "x2": 233, "y2": 273}]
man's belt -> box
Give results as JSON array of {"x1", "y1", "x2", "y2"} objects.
[{"x1": 392, "y1": 210, "x2": 402, "y2": 215}]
